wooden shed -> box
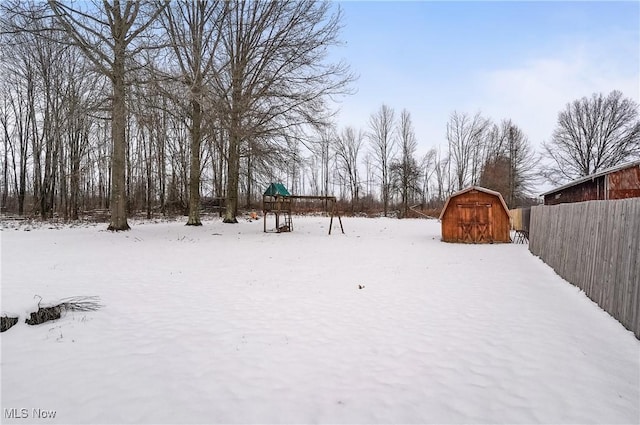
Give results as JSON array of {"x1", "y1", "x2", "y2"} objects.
[{"x1": 439, "y1": 186, "x2": 511, "y2": 243}]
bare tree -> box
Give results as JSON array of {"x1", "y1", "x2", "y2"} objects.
[
  {"x1": 433, "y1": 148, "x2": 451, "y2": 204},
  {"x1": 446, "y1": 111, "x2": 489, "y2": 191},
  {"x1": 61, "y1": 51, "x2": 99, "y2": 220},
  {"x1": 391, "y1": 109, "x2": 420, "y2": 217},
  {"x1": 480, "y1": 119, "x2": 539, "y2": 207},
  {"x1": 3, "y1": 5, "x2": 73, "y2": 217},
  {"x1": 368, "y1": 104, "x2": 396, "y2": 216},
  {"x1": 318, "y1": 127, "x2": 332, "y2": 203},
  {"x1": 542, "y1": 90, "x2": 640, "y2": 183},
  {"x1": 306, "y1": 126, "x2": 333, "y2": 209},
  {"x1": 159, "y1": 0, "x2": 224, "y2": 226},
  {"x1": 213, "y1": 0, "x2": 354, "y2": 223},
  {"x1": 0, "y1": 85, "x2": 10, "y2": 212},
  {"x1": 420, "y1": 148, "x2": 437, "y2": 205},
  {"x1": 48, "y1": 0, "x2": 168, "y2": 230},
  {"x1": 363, "y1": 152, "x2": 375, "y2": 200},
  {"x1": 0, "y1": 34, "x2": 33, "y2": 216},
  {"x1": 333, "y1": 126, "x2": 363, "y2": 210}
]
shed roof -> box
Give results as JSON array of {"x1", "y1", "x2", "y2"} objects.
[
  {"x1": 264, "y1": 183, "x2": 290, "y2": 196},
  {"x1": 540, "y1": 160, "x2": 640, "y2": 197},
  {"x1": 438, "y1": 186, "x2": 510, "y2": 220}
]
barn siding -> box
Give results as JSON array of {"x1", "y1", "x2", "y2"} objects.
[
  {"x1": 543, "y1": 162, "x2": 640, "y2": 205},
  {"x1": 543, "y1": 177, "x2": 605, "y2": 205},
  {"x1": 609, "y1": 166, "x2": 640, "y2": 200}
]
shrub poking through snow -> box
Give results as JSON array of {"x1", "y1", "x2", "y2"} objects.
[
  {"x1": 1, "y1": 316, "x2": 19, "y2": 332},
  {"x1": 25, "y1": 296, "x2": 103, "y2": 326},
  {"x1": 25, "y1": 305, "x2": 62, "y2": 325}
]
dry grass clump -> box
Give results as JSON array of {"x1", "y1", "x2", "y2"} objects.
[
  {"x1": 57, "y1": 296, "x2": 103, "y2": 312},
  {"x1": 25, "y1": 295, "x2": 102, "y2": 326},
  {"x1": 1, "y1": 316, "x2": 19, "y2": 332},
  {"x1": 25, "y1": 305, "x2": 62, "y2": 325}
]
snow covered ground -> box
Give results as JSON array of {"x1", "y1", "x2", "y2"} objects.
[{"x1": 1, "y1": 216, "x2": 638, "y2": 424}]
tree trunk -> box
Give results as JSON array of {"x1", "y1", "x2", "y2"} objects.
[
  {"x1": 30, "y1": 85, "x2": 41, "y2": 216},
  {"x1": 158, "y1": 108, "x2": 167, "y2": 215},
  {"x1": 145, "y1": 126, "x2": 152, "y2": 220},
  {"x1": 68, "y1": 124, "x2": 80, "y2": 220},
  {"x1": 382, "y1": 166, "x2": 388, "y2": 217},
  {"x1": 216, "y1": 129, "x2": 225, "y2": 198},
  {"x1": 40, "y1": 132, "x2": 52, "y2": 219},
  {"x1": 186, "y1": 96, "x2": 202, "y2": 226},
  {"x1": 245, "y1": 145, "x2": 252, "y2": 209},
  {"x1": 224, "y1": 133, "x2": 240, "y2": 223},
  {"x1": 107, "y1": 42, "x2": 130, "y2": 231},
  {"x1": 70, "y1": 149, "x2": 80, "y2": 220},
  {"x1": 125, "y1": 118, "x2": 132, "y2": 213},
  {"x1": 2, "y1": 122, "x2": 7, "y2": 212},
  {"x1": 58, "y1": 134, "x2": 67, "y2": 220},
  {"x1": 18, "y1": 153, "x2": 26, "y2": 216}
]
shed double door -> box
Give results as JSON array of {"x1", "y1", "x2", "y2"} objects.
[{"x1": 457, "y1": 202, "x2": 492, "y2": 243}]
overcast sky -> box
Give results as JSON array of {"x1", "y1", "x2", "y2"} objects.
[{"x1": 329, "y1": 1, "x2": 640, "y2": 158}]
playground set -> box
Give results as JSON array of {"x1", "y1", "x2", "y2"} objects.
[{"x1": 262, "y1": 183, "x2": 344, "y2": 235}]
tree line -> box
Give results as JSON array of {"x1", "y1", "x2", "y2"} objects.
[
  {"x1": 1, "y1": 0, "x2": 354, "y2": 229},
  {"x1": 327, "y1": 107, "x2": 541, "y2": 218},
  {"x1": 1, "y1": 1, "x2": 638, "y2": 229}
]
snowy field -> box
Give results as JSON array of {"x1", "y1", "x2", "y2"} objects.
[{"x1": 1, "y1": 216, "x2": 638, "y2": 424}]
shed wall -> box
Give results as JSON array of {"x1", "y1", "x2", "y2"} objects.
[{"x1": 441, "y1": 191, "x2": 510, "y2": 243}]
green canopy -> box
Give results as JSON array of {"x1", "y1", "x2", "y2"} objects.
[{"x1": 263, "y1": 183, "x2": 290, "y2": 196}]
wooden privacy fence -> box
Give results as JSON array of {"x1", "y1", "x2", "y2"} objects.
[
  {"x1": 509, "y1": 207, "x2": 531, "y2": 232},
  {"x1": 529, "y1": 199, "x2": 640, "y2": 338}
]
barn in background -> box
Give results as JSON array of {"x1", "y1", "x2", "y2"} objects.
[
  {"x1": 541, "y1": 160, "x2": 640, "y2": 205},
  {"x1": 439, "y1": 186, "x2": 511, "y2": 243}
]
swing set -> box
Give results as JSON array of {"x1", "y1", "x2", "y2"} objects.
[{"x1": 262, "y1": 183, "x2": 344, "y2": 235}]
